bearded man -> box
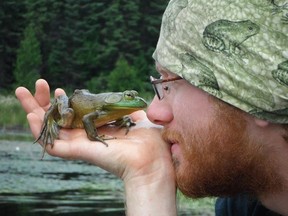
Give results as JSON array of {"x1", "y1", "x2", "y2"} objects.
[{"x1": 16, "y1": 0, "x2": 288, "y2": 215}]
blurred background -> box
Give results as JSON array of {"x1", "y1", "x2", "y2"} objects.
[{"x1": 0, "y1": 0, "x2": 168, "y2": 96}]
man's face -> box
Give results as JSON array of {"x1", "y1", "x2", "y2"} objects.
[{"x1": 147, "y1": 67, "x2": 281, "y2": 198}]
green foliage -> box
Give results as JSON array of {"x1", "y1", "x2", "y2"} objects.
[
  {"x1": 86, "y1": 73, "x2": 109, "y2": 93},
  {"x1": 1, "y1": 0, "x2": 169, "y2": 94},
  {"x1": 13, "y1": 23, "x2": 41, "y2": 91},
  {"x1": 0, "y1": 0, "x2": 27, "y2": 92},
  {"x1": 107, "y1": 56, "x2": 143, "y2": 92},
  {"x1": 0, "y1": 95, "x2": 28, "y2": 129}
]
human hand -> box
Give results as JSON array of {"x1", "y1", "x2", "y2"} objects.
[{"x1": 15, "y1": 79, "x2": 174, "y2": 182}]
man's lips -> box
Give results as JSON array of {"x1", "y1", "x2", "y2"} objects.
[
  {"x1": 170, "y1": 142, "x2": 180, "y2": 153},
  {"x1": 161, "y1": 129, "x2": 181, "y2": 154},
  {"x1": 164, "y1": 138, "x2": 180, "y2": 154}
]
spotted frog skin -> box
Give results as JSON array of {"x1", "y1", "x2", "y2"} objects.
[
  {"x1": 180, "y1": 52, "x2": 222, "y2": 98},
  {"x1": 272, "y1": 60, "x2": 288, "y2": 86},
  {"x1": 35, "y1": 89, "x2": 147, "y2": 157},
  {"x1": 202, "y1": 19, "x2": 260, "y2": 55}
]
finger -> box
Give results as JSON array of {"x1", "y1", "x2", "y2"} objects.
[
  {"x1": 45, "y1": 138, "x2": 109, "y2": 161},
  {"x1": 34, "y1": 79, "x2": 51, "y2": 109},
  {"x1": 27, "y1": 112, "x2": 43, "y2": 139},
  {"x1": 130, "y1": 110, "x2": 147, "y2": 122},
  {"x1": 15, "y1": 87, "x2": 43, "y2": 114},
  {"x1": 44, "y1": 132, "x2": 139, "y2": 176},
  {"x1": 55, "y1": 88, "x2": 66, "y2": 98},
  {"x1": 40, "y1": 124, "x2": 166, "y2": 177}
]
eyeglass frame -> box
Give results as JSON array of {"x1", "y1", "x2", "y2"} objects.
[{"x1": 150, "y1": 75, "x2": 183, "y2": 100}]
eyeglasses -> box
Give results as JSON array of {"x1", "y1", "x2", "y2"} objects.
[{"x1": 150, "y1": 75, "x2": 182, "y2": 100}]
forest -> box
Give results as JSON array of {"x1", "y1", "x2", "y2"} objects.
[{"x1": 0, "y1": 0, "x2": 168, "y2": 95}]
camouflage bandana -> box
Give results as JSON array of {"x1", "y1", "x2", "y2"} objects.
[{"x1": 153, "y1": 0, "x2": 288, "y2": 123}]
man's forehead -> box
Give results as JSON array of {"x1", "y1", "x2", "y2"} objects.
[{"x1": 155, "y1": 62, "x2": 177, "y2": 77}]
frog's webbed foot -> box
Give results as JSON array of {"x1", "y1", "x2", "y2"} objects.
[
  {"x1": 86, "y1": 116, "x2": 135, "y2": 146},
  {"x1": 113, "y1": 115, "x2": 136, "y2": 135},
  {"x1": 34, "y1": 104, "x2": 61, "y2": 158},
  {"x1": 82, "y1": 112, "x2": 110, "y2": 147},
  {"x1": 87, "y1": 134, "x2": 111, "y2": 147},
  {"x1": 83, "y1": 113, "x2": 135, "y2": 147},
  {"x1": 35, "y1": 119, "x2": 60, "y2": 155}
]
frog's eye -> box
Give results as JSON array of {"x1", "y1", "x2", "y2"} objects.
[
  {"x1": 248, "y1": 26, "x2": 254, "y2": 32},
  {"x1": 105, "y1": 94, "x2": 122, "y2": 103},
  {"x1": 123, "y1": 90, "x2": 138, "y2": 100}
]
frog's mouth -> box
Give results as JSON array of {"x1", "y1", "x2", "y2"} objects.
[{"x1": 109, "y1": 98, "x2": 147, "y2": 109}]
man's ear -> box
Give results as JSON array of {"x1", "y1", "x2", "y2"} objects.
[{"x1": 254, "y1": 118, "x2": 270, "y2": 127}]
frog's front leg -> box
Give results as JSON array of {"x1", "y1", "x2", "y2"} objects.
[
  {"x1": 82, "y1": 111, "x2": 109, "y2": 147},
  {"x1": 113, "y1": 115, "x2": 136, "y2": 135}
]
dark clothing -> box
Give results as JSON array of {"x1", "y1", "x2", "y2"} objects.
[{"x1": 215, "y1": 194, "x2": 281, "y2": 216}]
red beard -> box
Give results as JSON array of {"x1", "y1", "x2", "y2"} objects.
[{"x1": 162, "y1": 98, "x2": 282, "y2": 198}]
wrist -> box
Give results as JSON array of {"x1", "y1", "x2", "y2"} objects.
[{"x1": 124, "y1": 166, "x2": 177, "y2": 216}]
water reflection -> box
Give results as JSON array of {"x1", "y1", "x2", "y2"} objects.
[
  {"x1": 0, "y1": 139, "x2": 214, "y2": 216},
  {"x1": 0, "y1": 190, "x2": 125, "y2": 216},
  {"x1": 0, "y1": 140, "x2": 125, "y2": 215}
]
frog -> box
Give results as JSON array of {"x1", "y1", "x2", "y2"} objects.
[
  {"x1": 269, "y1": 0, "x2": 288, "y2": 14},
  {"x1": 272, "y1": 60, "x2": 288, "y2": 86},
  {"x1": 35, "y1": 89, "x2": 147, "y2": 157},
  {"x1": 202, "y1": 19, "x2": 260, "y2": 55},
  {"x1": 179, "y1": 52, "x2": 223, "y2": 98}
]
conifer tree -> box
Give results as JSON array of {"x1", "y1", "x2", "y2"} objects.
[
  {"x1": 0, "y1": 0, "x2": 26, "y2": 91},
  {"x1": 108, "y1": 56, "x2": 142, "y2": 92},
  {"x1": 13, "y1": 23, "x2": 41, "y2": 91}
]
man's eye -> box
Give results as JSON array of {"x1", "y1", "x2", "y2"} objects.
[{"x1": 163, "y1": 86, "x2": 169, "y2": 91}]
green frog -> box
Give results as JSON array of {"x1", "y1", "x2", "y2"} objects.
[
  {"x1": 35, "y1": 89, "x2": 147, "y2": 157},
  {"x1": 202, "y1": 19, "x2": 260, "y2": 55},
  {"x1": 272, "y1": 60, "x2": 288, "y2": 86}
]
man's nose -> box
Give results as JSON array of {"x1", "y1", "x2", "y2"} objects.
[{"x1": 146, "y1": 96, "x2": 173, "y2": 126}]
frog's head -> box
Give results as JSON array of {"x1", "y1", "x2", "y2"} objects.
[
  {"x1": 242, "y1": 20, "x2": 260, "y2": 37},
  {"x1": 104, "y1": 90, "x2": 147, "y2": 111}
]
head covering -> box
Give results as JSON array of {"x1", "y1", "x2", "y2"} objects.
[{"x1": 153, "y1": 0, "x2": 288, "y2": 123}]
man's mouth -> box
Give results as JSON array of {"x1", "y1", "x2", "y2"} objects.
[
  {"x1": 170, "y1": 142, "x2": 180, "y2": 153},
  {"x1": 161, "y1": 129, "x2": 182, "y2": 154},
  {"x1": 164, "y1": 137, "x2": 180, "y2": 154}
]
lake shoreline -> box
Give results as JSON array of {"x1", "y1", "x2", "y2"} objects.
[
  {"x1": 0, "y1": 127, "x2": 33, "y2": 141},
  {"x1": 0, "y1": 139, "x2": 215, "y2": 215}
]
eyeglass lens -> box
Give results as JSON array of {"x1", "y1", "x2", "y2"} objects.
[
  {"x1": 150, "y1": 76, "x2": 163, "y2": 99},
  {"x1": 150, "y1": 76, "x2": 182, "y2": 100}
]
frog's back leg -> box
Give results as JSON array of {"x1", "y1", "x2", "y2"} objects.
[
  {"x1": 34, "y1": 99, "x2": 61, "y2": 158},
  {"x1": 35, "y1": 94, "x2": 75, "y2": 158},
  {"x1": 56, "y1": 95, "x2": 75, "y2": 128}
]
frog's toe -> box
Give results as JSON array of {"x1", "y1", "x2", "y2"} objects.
[
  {"x1": 88, "y1": 134, "x2": 109, "y2": 147},
  {"x1": 98, "y1": 138, "x2": 109, "y2": 147},
  {"x1": 35, "y1": 120, "x2": 60, "y2": 151},
  {"x1": 113, "y1": 115, "x2": 136, "y2": 135}
]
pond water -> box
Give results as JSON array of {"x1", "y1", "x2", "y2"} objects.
[{"x1": 0, "y1": 139, "x2": 214, "y2": 215}]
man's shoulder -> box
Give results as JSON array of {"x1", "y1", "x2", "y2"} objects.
[{"x1": 215, "y1": 194, "x2": 281, "y2": 216}]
